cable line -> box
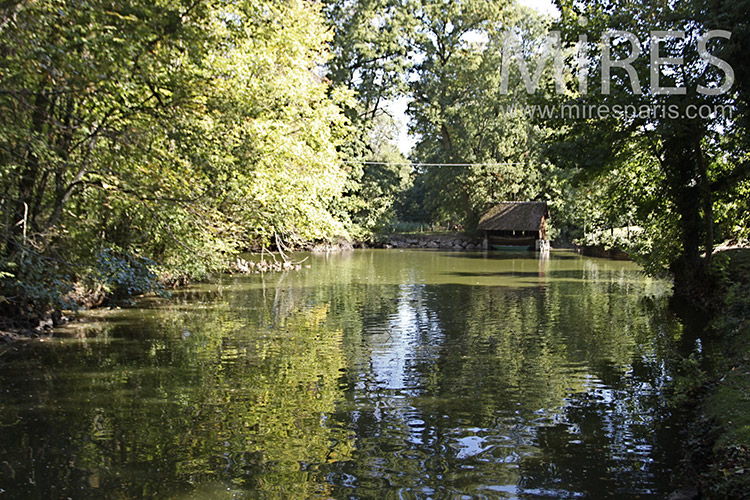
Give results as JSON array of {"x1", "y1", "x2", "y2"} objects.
[{"x1": 342, "y1": 160, "x2": 528, "y2": 167}]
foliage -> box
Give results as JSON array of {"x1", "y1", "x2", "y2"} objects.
[
  {"x1": 324, "y1": 0, "x2": 416, "y2": 121},
  {"x1": 576, "y1": 226, "x2": 641, "y2": 251},
  {"x1": 407, "y1": 1, "x2": 559, "y2": 227},
  {"x1": 546, "y1": 0, "x2": 750, "y2": 296},
  {"x1": 92, "y1": 248, "x2": 165, "y2": 303},
  {"x1": 0, "y1": 252, "x2": 73, "y2": 320},
  {"x1": 697, "y1": 250, "x2": 750, "y2": 498},
  {"x1": 323, "y1": 0, "x2": 419, "y2": 237},
  {"x1": 384, "y1": 220, "x2": 434, "y2": 233},
  {"x1": 0, "y1": 0, "x2": 352, "y2": 314},
  {"x1": 334, "y1": 114, "x2": 414, "y2": 238},
  {"x1": 665, "y1": 350, "x2": 707, "y2": 407}
]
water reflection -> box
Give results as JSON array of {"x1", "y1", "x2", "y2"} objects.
[{"x1": 0, "y1": 250, "x2": 683, "y2": 499}]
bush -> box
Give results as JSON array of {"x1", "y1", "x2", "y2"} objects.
[
  {"x1": 0, "y1": 252, "x2": 74, "y2": 322},
  {"x1": 576, "y1": 226, "x2": 644, "y2": 252},
  {"x1": 92, "y1": 249, "x2": 167, "y2": 304},
  {"x1": 386, "y1": 221, "x2": 434, "y2": 233}
]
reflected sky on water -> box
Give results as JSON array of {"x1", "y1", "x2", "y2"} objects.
[{"x1": 0, "y1": 250, "x2": 686, "y2": 499}]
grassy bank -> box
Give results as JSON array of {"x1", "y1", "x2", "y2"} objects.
[{"x1": 680, "y1": 249, "x2": 750, "y2": 498}]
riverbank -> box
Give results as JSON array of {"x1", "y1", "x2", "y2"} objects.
[
  {"x1": 377, "y1": 233, "x2": 632, "y2": 257},
  {"x1": 0, "y1": 233, "x2": 576, "y2": 342},
  {"x1": 676, "y1": 248, "x2": 750, "y2": 499},
  {"x1": 0, "y1": 250, "x2": 310, "y2": 343}
]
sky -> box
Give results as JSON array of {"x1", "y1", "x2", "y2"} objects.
[
  {"x1": 520, "y1": 0, "x2": 559, "y2": 17},
  {"x1": 387, "y1": 0, "x2": 560, "y2": 156}
]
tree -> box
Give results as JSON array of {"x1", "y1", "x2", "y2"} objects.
[
  {"x1": 407, "y1": 0, "x2": 556, "y2": 228},
  {"x1": 547, "y1": 0, "x2": 749, "y2": 299},
  {"x1": 0, "y1": 0, "x2": 352, "y2": 317},
  {"x1": 324, "y1": 0, "x2": 417, "y2": 126},
  {"x1": 340, "y1": 114, "x2": 413, "y2": 234},
  {"x1": 323, "y1": 0, "x2": 420, "y2": 234}
]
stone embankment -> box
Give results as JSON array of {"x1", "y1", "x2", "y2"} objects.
[
  {"x1": 231, "y1": 257, "x2": 302, "y2": 273},
  {"x1": 378, "y1": 233, "x2": 483, "y2": 250}
]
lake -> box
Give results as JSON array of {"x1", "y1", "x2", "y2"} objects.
[{"x1": 0, "y1": 249, "x2": 688, "y2": 499}]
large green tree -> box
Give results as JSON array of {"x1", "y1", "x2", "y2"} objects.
[
  {"x1": 0, "y1": 0, "x2": 351, "y2": 316},
  {"x1": 323, "y1": 0, "x2": 419, "y2": 235},
  {"x1": 407, "y1": 0, "x2": 557, "y2": 228},
  {"x1": 324, "y1": 0, "x2": 416, "y2": 127},
  {"x1": 547, "y1": 0, "x2": 749, "y2": 298}
]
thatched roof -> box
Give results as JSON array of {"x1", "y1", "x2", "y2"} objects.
[{"x1": 477, "y1": 202, "x2": 548, "y2": 231}]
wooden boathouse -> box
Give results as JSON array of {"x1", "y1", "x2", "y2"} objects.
[{"x1": 478, "y1": 201, "x2": 550, "y2": 251}]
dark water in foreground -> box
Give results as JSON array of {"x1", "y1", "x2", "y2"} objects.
[{"x1": 0, "y1": 249, "x2": 687, "y2": 499}]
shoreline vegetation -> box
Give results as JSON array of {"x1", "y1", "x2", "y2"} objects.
[
  {"x1": 0, "y1": 230, "x2": 562, "y2": 343},
  {"x1": 673, "y1": 248, "x2": 750, "y2": 499},
  {"x1": 0, "y1": 233, "x2": 615, "y2": 340}
]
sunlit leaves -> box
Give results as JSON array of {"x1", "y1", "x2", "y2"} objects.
[{"x1": 0, "y1": 0, "x2": 353, "y2": 305}]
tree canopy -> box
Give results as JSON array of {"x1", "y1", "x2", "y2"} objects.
[
  {"x1": 0, "y1": 0, "x2": 353, "y2": 316},
  {"x1": 544, "y1": 0, "x2": 750, "y2": 296}
]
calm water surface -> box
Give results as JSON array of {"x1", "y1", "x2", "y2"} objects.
[{"x1": 0, "y1": 249, "x2": 687, "y2": 499}]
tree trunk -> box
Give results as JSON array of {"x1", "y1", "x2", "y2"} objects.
[
  {"x1": 696, "y1": 141, "x2": 714, "y2": 267},
  {"x1": 662, "y1": 129, "x2": 710, "y2": 302},
  {"x1": 10, "y1": 90, "x2": 49, "y2": 252}
]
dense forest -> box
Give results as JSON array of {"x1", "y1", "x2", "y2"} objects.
[{"x1": 1, "y1": 0, "x2": 749, "y2": 321}]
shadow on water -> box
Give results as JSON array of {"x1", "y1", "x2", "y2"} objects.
[
  {"x1": 443, "y1": 249, "x2": 581, "y2": 261},
  {"x1": 444, "y1": 270, "x2": 547, "y2": 278},
  {"x1": 0, "y1": 250, "x2": 686, "y2": 499},
  {"x1": 443, "y1": 269, "x2": 642, "y2": 279}
]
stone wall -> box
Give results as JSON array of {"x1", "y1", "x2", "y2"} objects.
[{"x1": 378, "y1": 233, "x2": 483, "y2": 250}]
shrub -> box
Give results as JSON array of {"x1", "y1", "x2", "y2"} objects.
[
  {"x1": 93, "y1": 249, "x2": 167, "y2": 304},
  {"x1": 0, "y1": 252, "x2": 74, "y2": 322}
]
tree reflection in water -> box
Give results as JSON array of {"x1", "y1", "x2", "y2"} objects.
[{"x1": 0, "y1": 250, "x2": 684, "y2": 499}]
